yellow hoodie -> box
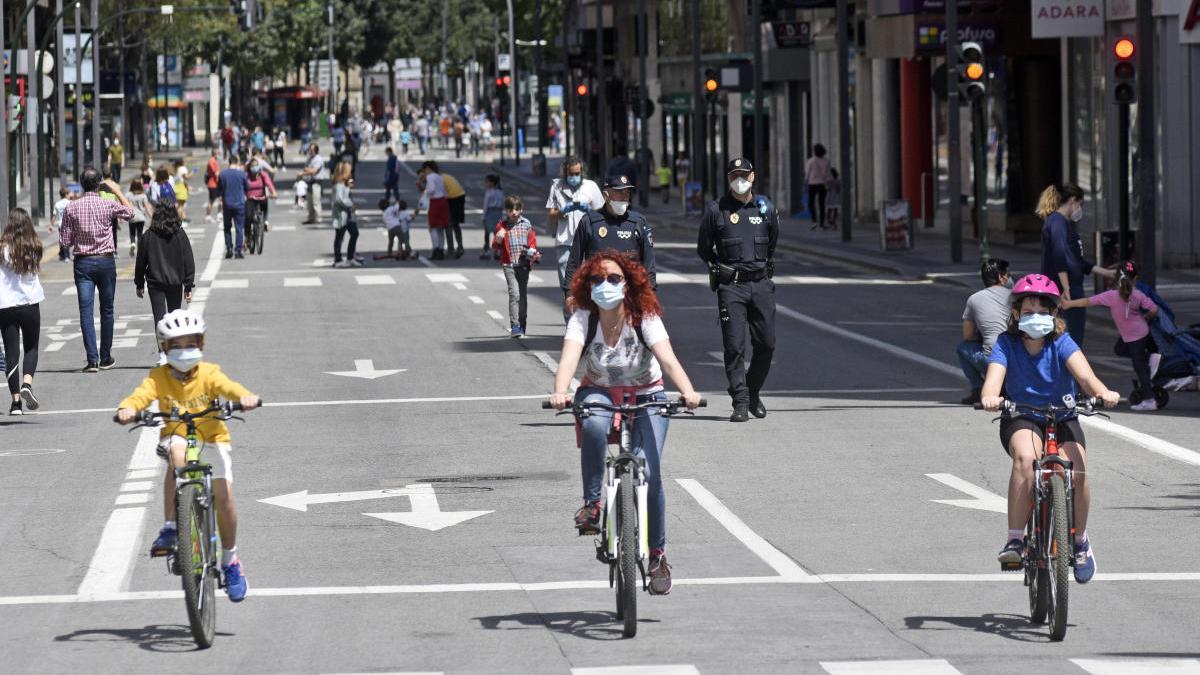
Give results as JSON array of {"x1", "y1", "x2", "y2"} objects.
[{"x1": 118, "y1": 362, "x2": 252, "y2": 444}]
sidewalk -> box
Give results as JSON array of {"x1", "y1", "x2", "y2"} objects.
[{"x1": 489, "y1": 153, "x2": 1198, "y2": 291}]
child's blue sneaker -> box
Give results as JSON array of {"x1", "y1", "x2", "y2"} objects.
[
  {"x1": 149, "y1": 526, "x2": 177, "y2": 557},
  {"x1": 1073, "y1": 539, "x2": 1096, "y2": 583},
  {"x1": 223, "y1": 561, "x2": 248, "y2": 602},
  {"x1": 510, "y1": 325, "x2": 524, "y2": 338}
]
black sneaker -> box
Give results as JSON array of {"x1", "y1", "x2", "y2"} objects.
[
  {"x1": 997, "y1": 539, "x2": 1024, "y2": 568},
  {"x1": 961, "y1": 389, "x2": 982, "y2": 406},
  {"x1": 82, "y1": 362, "x2": 99, "y2": 373},
  {"x1": 730, "y1": 406, "x2": 749, "y2": 423},
  {"x1": 648, "y1": 555, "x2": 672, "y2": 595},
  {"x1": 9, "y1": 400, "x2": 22, "y2": 416},
  {"x1": 225, "y1": 248, "x2": 233, "y2": 259},
  {"x1": 749, "y1": 396, "x2": 767, "y2": 418},
  {"x1": 98, "y1": 358, "x2": 116, "y2": 370},
  {"x1": 19, "y1": 384, "x2": 38, "y2": 411},
  {"x1": 574, "y1": 501, "x2": 602, "y2": 534}
]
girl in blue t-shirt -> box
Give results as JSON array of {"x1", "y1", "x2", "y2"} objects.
[{"x1": 980, "y1": 274, "x2": 1119, "y2": 585}]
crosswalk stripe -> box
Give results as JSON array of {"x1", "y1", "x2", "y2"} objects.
[
  {"x1": 284, "y1": 277, "x2": 323, "y2": 287},
  {"x1": 820, "y1": 660, "x2": 962, "y2": 675},
  {"x1": 211, "y1": 278, "x2": 249, "y2": 289},
  {"x1": 1071, "y1": 658, "x2": 1200, "y2": 674},
  {"x1": 572, "y1": 667, "x2": 700, "y2": 675},
  {"x1": 426, "y1": 272, "x2": 469, "y2": 283},
  {"x1": 493, "y1": 271, "x2": 545, "y2": 283},
  {"x1": 355, "y1": 274, "x2": 395, "y2": 285}
]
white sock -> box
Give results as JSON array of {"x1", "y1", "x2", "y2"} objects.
[
  {"x1": 1074, "y1": 531, "x2": 1088, "y2": 546},
  {"x1": 163, "y1": 521, "x2": 176, "y2": 531},
  {"x1": 221, "y1": 546, "x2": 238, "y2": 567},
  {"x1": 1007, "y1": 529, "x2": 1023, "y2": 542}
]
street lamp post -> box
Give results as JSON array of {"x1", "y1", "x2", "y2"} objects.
[
  {"x1": 74, "y1": 1, "x2": 83, "y2": 177},
  {"x1": 90, "y1": 0, "x2": 100, "y2": 169},
  {"x1": 506, "y1": 0, "x2": 517, "y2": 166}
]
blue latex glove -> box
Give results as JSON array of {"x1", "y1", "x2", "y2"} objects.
[
  {"x1": 561, "y1": 202, "x2": 577, "y2": 214},
  {"x1": 575, "y1": 201, "x2": 591, "y2": 214},
  {"x1": 756, "y1": 197, "x2": 769, "y2": 215}
]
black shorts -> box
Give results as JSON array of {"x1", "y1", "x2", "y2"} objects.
[
  {"x1": 208, "y1": 187, "x2": 220, "y2": 201},
  {"x1": 449, "y1": 195, "x2": 466, "y2": 225},
  {"x1": 999, "y1": 416, "x2": 1086, "y2": 455}
]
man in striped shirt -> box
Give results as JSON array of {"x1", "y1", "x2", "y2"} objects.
[{"x1": 60, "y1": 167, "x2": 134, "y2": 372}]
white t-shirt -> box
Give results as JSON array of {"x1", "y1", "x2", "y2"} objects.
[
  {"x1": 306, "y1": 154, "x2": 327, "y2": 180},
  {"x1": 423, "y1": 172, "x2": 447, "y2": 200},
  {"x1": 52, "y1": 197, "x2": 71, "y2": 228},
  {"x1": 564, "y1": 310, "x2": 668, "y2": 394},
  {"x1": 383, "y1": 206, "x2": 414, "y2": 231},
  {"x1": 0, "y1": 245, "x2": 45, "y2": 309},
  {"x1": 546, "y1": 178, "x2": 606, "y2": 247}
]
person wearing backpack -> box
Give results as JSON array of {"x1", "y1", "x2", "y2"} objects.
[{"x1": 135, "y1": 205, "x2": 195, "y2": 332}]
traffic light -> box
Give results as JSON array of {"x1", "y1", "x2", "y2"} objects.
[
  {"x1": 957, "y1": 42, "x2": 986, "y2": 102},
  {"x1": 495, "y1": 73, "x2": 510, "y2": 97},
  {"x1": 1111, "y1": 37, "x2": 1136, "y2": 105},
  {"x1": 703, "y1": 68, "x2": 719, "y2": 102},
  {"x1": 575, "y1": 83, "x2": 588, "y2": 97}
]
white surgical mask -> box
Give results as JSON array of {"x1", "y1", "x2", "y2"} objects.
[
  {"x1": 729, "y1": 178, "x2": 752, "y2": 195},
  {"x1": 1070, "y1": 205, "x2": 1083, "y2": 222},
  {"x1": 608, "y1": 200, "x2": 629, "y2": 216},
  {"x1": 1018, "y1": 314, "x2": 1055, "y2": 339},
  {"x1": 166, "y1": 347, "x2": 203, "y2": 373},
  {"x1": 591, "y1": 281, "x2": 626, "y2": 310}
]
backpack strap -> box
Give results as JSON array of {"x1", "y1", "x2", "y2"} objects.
[{"x1": 585, "y1": 312, "x2": 647, "y2": 348}]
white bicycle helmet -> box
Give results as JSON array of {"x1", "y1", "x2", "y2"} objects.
[{"x1": 156, "y1": 309, "x2": 207, "y2": 341}]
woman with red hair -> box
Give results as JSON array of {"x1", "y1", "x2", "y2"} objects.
[{"x1": 549, "y1": 252, "x2": 702, "y2": 596}]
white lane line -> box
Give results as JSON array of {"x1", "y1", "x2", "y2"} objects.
[
  {"x1": 675, "y1": 478, "x2": 810, "y2": 580},
  {"x1": 492, "y1": 271, "x2": 545, "y2": 283},
  {"x1": 211, "y1": 278, "x2": 249, "y2": 289},
  {"x1": 925, "y1": 473, "x2": 1007, "y2": 513},
  {"x1": 573, "y1": 662, "x2": 700, "y2": 667},
  {"x1": 467, "y1": 295, "x2": 485, "y2": 304},
  {"x1": 774, "y1": 302, "x2": 1200, "y2": 466},
  {"x1": 74, "y1": 508, "x2": 147, "y2": 597},
  {"x1": 837, "y1": 321, "x2": 962, "y2": 327},
  {"x1": 284, "y1": 276, "x2": 323, "y2": 287},
  {"x1": 124, "y1": 468, "x2": 157, "y2": 480},
  {"x1": 30, "y1": 393, "x2": 555, "y2": 417},
  {"x1": 417, "y1": 257, "x2": 436, "y2": 268},
  {"x1": 270, "y1": 225, "x2": 297, "y2": 231},
  {"x1": 115, "y1": 494, "x2": 151, "y2": 505},
  {"x1": 531, "y1": 350, "x2": 579, "y2": 391},
  {"x1": 356, "y1": 274, "x2": 396, "y2": 285},
  {"x1": 452, "y1": 282, "x2": 467, "y2": 290},
  {"x1": 790, "y1": 276, "x2": 934, "y2": 286},
  {"x1": 486, "y1": 310, "x2": 505, "y2": 322},
  {"x1": 1071, "y1": 658, "x2": 1200, "y2": 675},
  {"x1": 199, "y1": 236, "x2": 225, "y2": 284},
  {"x1": 759, "y1": 387, "x2": 960, "y2": 395},
  {"x1": 426, "y1": 272, "x2": 469, "y2": 283},
  {"x1": 821, "y1": 660, "x2": 961, "y2": 675},
  {"x1": 61, "y1": 286, "x2": 77, "y2": 296},
  {"x1": 119, "y1": 481, "x2": 153, "y2": 492}
]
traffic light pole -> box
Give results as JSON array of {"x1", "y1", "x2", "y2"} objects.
[
  {"x1": 1135, "y1": 0, "x2": 1156, "y2": 286},
  {"x1": 946, "y1": 2, "x2": 962, "y2": 262},
  {"x1": 836, "y1": 0, "x2": 852, "y2": 242},
  {"x1": 1117, "y1": 101, "x2": 1131, "y2": 266},
  {"x1": 0, "y1": 6, "x2": 8, "y2": 213},
  {"x1": 691, "y1": 0, "x2": 705, "y2": 197},
  {"x1": 972, "y1": 98, "x2": 988, "y2": 259}
]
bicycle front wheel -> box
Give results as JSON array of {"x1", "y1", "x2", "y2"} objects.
[
  {"x1": 177, "y1": 484, "x2": 216, "y2": 648},
  {"x1": 255, "y1": 215, "x2": 266, "y2": 254},
  {"x1": 1047, "y1": 473, "x2": 1070, "y2": 641},
  {"x1": 616, "y1": 467, "x2": 638, "y2": 638},
  {"x1": 1027, "y1": 516, "x2": 1048, "y2": 624}
]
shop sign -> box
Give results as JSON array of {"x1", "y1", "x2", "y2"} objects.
[
  {"x1": 1030, "y1": 0, "x2": 1102, "y2": 38},
  {"x1": 773, "y1": 21, "x2": 811, "y2": 48},
  {"x1": 1183, "y1": 0, "x2": 1200, "y2": 44},
  {"x1": 915, "y1": 20, "x2": 1001, "y2": 52},
  {"x1": 1106, "y1": 0, "x2": 1172, "y2": 20},
  {"x1": 659, "y1": 92, "x2": 692, "y2": 115},
  {"x1": 740, "y1": 93, "x2": 770, "y2": 115}
]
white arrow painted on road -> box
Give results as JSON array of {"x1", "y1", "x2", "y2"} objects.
[
  {"x1": 926, "y1": 473, "x2": 1007, "y2": 514},
  {"x1": 324, "y1": 359, "x2": 406, "y2": 380},
  {"x1": 258, "y1": 483, "x2": 492, "y2": 531}
]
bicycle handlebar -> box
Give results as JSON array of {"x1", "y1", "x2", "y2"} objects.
[
  {"x1": 542, "y1": 398, "x2": 706, "y2": 413},
  {"x1": 114, "y1": 400, "x2": 260, "y2": 427},
  {"x1": 974, "y1": 397, "x2": 1103, "y2": 417}
]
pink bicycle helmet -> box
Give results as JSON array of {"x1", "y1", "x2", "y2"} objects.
[{"x1": 1011, "y1": 274, "x2": 1061, "y2": 302}]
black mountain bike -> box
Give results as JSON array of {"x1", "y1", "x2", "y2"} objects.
[
  {"x1": 544, "y1": 396, "x2": 704, "y2": 638},
  {"x1": 121, "y1": 400, "x2": 249, "y2": 649},
  {"x1": 981, "y1": 396, "x2": 1106, "y2": 641},
  {"x1": 246, "y1": 201, "x2": 266, "y2": 255}
]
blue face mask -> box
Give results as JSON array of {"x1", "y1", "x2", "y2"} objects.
[
  {"x1": 565, "y1": 175, "x2": 582, "y2": 189},
  {"x1": 591, "y1": 281, "x2": 625, "y2": 310},
  {"x1": 1018, "y1": 313, "x2": 1055, "y2": 339},
  {"x1": 166, "y1": 348, "x2": 203, "y2": 373}
]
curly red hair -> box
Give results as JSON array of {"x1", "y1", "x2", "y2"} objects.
[{"x1": 568, "y1": 252, "x2": 662, "y2": 325}]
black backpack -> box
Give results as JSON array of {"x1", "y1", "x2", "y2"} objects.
[{"x1": 585, "y1": 312, "x2": 648, "y2": 349}]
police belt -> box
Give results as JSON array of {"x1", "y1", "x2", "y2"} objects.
[{"x1": 714, "y1": 264, "x2": 767, "y2": 284}]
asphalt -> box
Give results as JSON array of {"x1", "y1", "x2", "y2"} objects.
[{"x1": 0, "y1": 140, "x2": 1197, "y2": 674}]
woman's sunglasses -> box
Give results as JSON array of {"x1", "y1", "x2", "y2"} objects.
[{"x1": 589, "y1": 273, "x2": 625, "y2": 285}]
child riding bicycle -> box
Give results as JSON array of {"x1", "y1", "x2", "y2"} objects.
[
  {"x1": 549, "y1": 252, "x2": 701, "y2": 596},
  {"x1": 980, "y1": 274, "x2": 1118, "y2": 584},
  {"x1": 114, "y1": 309, "x2": 261, "y2": 602}
]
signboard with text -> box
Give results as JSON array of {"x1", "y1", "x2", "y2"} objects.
[
  {"x1": 915, "y1": 20, "x2": 1000, "y2": 52},
  {"x1": 1030, "y1": 0, "x2": 1102, "y2": 38},
  {"x1": 1183, "y1": 0, "x2": 1200, "y2": 44},
  {"x1": 773, "y1": 21, "x2": 811, "y2": 48}
]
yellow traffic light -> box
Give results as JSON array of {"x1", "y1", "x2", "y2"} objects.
[
  {"x1": 1114, "y1": 38, "x2": 1134, "y2": 60},
  {"x1": 705, "y1": 78, "x2": 718, "y2": 93},
  {"x1": 964, "y1": 62, "x2": 984, "y2": 81}
]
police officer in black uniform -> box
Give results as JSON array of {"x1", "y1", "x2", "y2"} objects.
[
  {"x1": 697, "y1": 158, "x2": 779, "y2": 422},
  {"x1": 561, "y1": 174, "x2": 657, "y2": 295}
]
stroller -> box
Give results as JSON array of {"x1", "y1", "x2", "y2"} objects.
[{"x1": 1128, "y1": 282, "x2": 1200, "y2": 409}]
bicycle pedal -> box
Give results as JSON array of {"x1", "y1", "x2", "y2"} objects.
[
  {"x1": 149, "y1": 547, "x2": 171, "y2": 558},
  {"x1": 577, "y1": 525, "x2": 600, "y2": 536},
  {"x1": 1000, "y1": 560, "x2": 1023, "y2": 572}
]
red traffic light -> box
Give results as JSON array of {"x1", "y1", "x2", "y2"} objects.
[
  {"x1": 495, "y1": 77, "x2": 503, "y2": 87},
  {"x1": 502, "y1": 74, "x2": 512, "y2": 86},
  {"x1": 1114, "y1": 38, "x2": 1135, "y2": 59},
  {"x1": 575, "y1": 83, "x2": 588, "y2": 96}
]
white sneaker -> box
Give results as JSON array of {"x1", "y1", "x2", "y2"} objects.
[
  {"x1": 1131, "y1": 399, "x2": 1159, "y2": 411},
  {"x1": 1164, "y1": 376, "x2": 1197, "y2": 392},
  {"x1": 333, "y1": 260, "x2": 351, "y2": 268},
  {"x1": 348, "y1": 259, "x2": 363, "y2": 267},
  {"x1": 1149, "y1": 353, "x2": 1162, "y2": 379}
]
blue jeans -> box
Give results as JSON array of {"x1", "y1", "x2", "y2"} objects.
[
  {"x1": 73, "y1": 255, "x2": 117, "y2": 364},
  {"x1": 1064, "y1": 282, "x2": 1086, "y2": 347},
  {"x1": 223, "y1": 205, "x2": 246, "y2": 252},
  {"x1": 956, "y1": 340, "x2": 989, "y2": 390},
  {"x1": 576, "y1": 387, "x2": 670, "y2": 551}
]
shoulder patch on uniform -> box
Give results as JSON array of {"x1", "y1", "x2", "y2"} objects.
[{"x1": 730, "y1": 213, "x2": 740, "y2": 224}]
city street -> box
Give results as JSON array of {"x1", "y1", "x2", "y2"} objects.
[{"x1": 1, "y1": 145, "x2": 1197, "y2": 673}]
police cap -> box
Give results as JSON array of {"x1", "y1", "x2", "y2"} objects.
[
  {"x1": 726, "y1": 158, "x2": 754, "y2": 175},
  {"x1": 602, "y1": 174, "x2": 636, "y2": 191}
]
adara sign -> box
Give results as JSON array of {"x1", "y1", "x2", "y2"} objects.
[
  {"x1": 1031, "y1": 0, "x2": 1103, "y2": 38},
  {"x1": 1184, "y1": 0, "x2": 1200, "y2": 45}
]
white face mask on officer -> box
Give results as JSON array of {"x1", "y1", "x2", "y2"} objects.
[
  {"x1": 608, "y1": 200, "x2": 629, "y2": 216},
  {"x1": 729, "y1": 177, "x2": 753, "y2": 195}
]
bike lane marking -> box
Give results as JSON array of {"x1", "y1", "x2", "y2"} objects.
[
  {"x1": 572, "y1": 666, "x2": 700, "y2": 675},
  {"x1": 1070, "y1": 658, "x2": 1200, "y2": 674},
  {"x1": 821, "y1": 660, "x2": 961, "y2": 675},
  {"x1": 75, "y1": 235, "x2": 226, "y2": 599}
]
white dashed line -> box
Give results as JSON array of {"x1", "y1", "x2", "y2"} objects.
[
  {"x1": 425, "y1": 272, "x2": 469, "y2": 282},
  {"x1": 452, "y1": 282, "x2": 467, "y2": 290},
  {"x1": 486, "y1": 310, "x2": 505, "y2": 322},
  {"x1": 355, "y1": 274, "x2": 396, "y2": 285},
  {"x1": 211, "y1": 278, "x2": 249, "y2": 289},
  {"x1": 284, "y1": 277, "x2": 324, "y2": 287},
  {"x1": 467, "y1": 296, "x2": 485, "y2": 304}
]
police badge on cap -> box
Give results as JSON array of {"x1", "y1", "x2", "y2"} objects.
[
  {"x1": 603, "y1": 175, "x2": 636, "y2": 190},
  {"x1": 726, "y1": 158, "x2": 754, "y2": 174}
]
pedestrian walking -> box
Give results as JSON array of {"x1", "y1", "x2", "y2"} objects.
[
  {"x1": 205, "y1": 147, "x2": 222, "y2": 223},
  {"x1": 383, "y1": 146, "x2": 401, "y2": 204},
  {"x1": 562, "y1": 174, "x2": 655, "y2": 298},
  {"x1": 1061, "y1": 260, "x2": 1161, "y2": 411},
  {"x1": 217, "y1": 158, "x2": 250, "y2": 259},
  {"x1": 221, "y1": 125, "x2": 235, "y2": 161},
  {"x1": 150, "y1": 165, "x2": 176, "y2": 207},
  {"x1": 443, "y1": 170, "x2": 467, "y2": 258},
  {"x1": 172, "y1": 160, "x2": 192, "y2": 227},
  {"x1": 127, "y1": 179, "x2": 154, "y2": 258},
  {"x1": 273, "y1": 127, "x2": 287, "y2": 168},
  {"x1": 400, "y1": 128, "x2": 411, "y2": 155},
  {"x1": 0, "y1": 209, "x2": 46, "y2": 415},
  {"x1": 697, "y1": 158, "x2": 779, "y2": 422},
  {"x1": 415, "y1": 115, "x2": 430, "y2": 154},
  {"x1": 956, "y1": 257, "x2": 1012, "y2": 405},
  {"x1": 805, "y1": 144, "x2": 831, "y2": 230},
  {"x1": 134, "y1": 205, "x2": 195, "y2": 335},
  {"x1": 51, "y1": 187, "x2": 76, "y2": 262},
  {"x1": 381, "y1": 198, "x2": 414, "y2": 260},
  {"x1": 656, "y1": 161, "x2": 672, "y2": 204},
  {"x1": 480, "y1": 174, "x2": 504, "y2": 259},
  {"x1": 1036, "y1": 182, "x2": 1116, "y2": 346},
  {"x1": 492, "y1": 195, "x2": 540, "y2": 338},
  {"x1": 60, "y1": 168, "x2": 134, "y2": 372},
  {"x1": 415, "y1": 161, "x2": 449, "y2": 259},
  {"x1": 546, "y1": 156, "x2": 606, "y2": 319},
  {"x1": 299, "y1": 144, "x2": 327, "y2": 225},
  {"x1": 331, "y1": 161, "x2": 360, "y2": 268},
  {"x1": 332, "y1": 123, "x2": 346, "y2": 158},
  {"x1": 825, "y1": 168, "x2": 842, "y2": 230},
  {"x1": 107, "y1": 137, "x2": 124, "y2": 183}
]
